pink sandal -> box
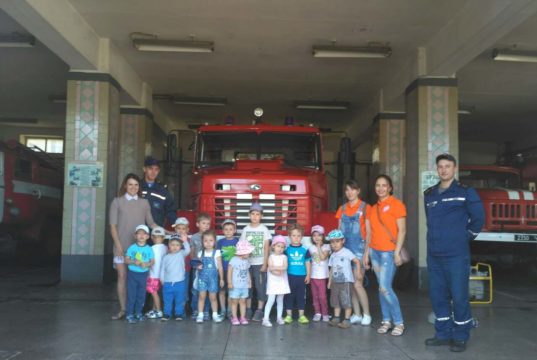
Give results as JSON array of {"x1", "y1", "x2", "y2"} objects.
[{"x1": 239, "y1": 317, "x2": 249, "y2": 325}]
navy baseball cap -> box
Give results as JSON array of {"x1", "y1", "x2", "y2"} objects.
[{"x1": 144, "y1": 156, "x2": 160, "y2": 167}]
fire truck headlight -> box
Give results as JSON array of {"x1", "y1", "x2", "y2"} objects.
[
  {"x1": 9, "y1": 207, "x2": 20, "y2": 216},
  {"x1": 281, "y1": 185, "x2": 296, "y2": 191},
  {"x1": 5, "y1": 198, "x2": 13, "y2": 205}
]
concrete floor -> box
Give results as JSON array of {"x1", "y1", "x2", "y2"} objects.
[{"x1": 0, "y1": 264, "x2": 536, "y2": 360}]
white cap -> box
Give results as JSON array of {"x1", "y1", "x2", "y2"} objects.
[
  {"x1": 172, "y1": 217, "x2": 189, "y2": 227},
  {"x1": 135, "y1": 224, "x2": 150, "y2": 234},
  {"x1": 151, "y1": 227, "x2": 166, "y2": 236}
]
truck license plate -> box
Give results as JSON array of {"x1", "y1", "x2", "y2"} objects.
[{"x1": 514, "y1": 234, "x2": 537, "y2": 242}]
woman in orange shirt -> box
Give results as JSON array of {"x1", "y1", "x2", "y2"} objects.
[
  {"x1": 365, "y1": 174, "x2": 406, "y2": 336},
  {"x1": 336, "y1": 180, "x2": 372, "y2": 326}
]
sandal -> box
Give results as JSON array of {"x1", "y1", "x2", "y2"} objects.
[
  {"x1": 377, "y1": 321, "x2": 392, "y2": 334},
  {"x1": 391, "y1": 324, "x2": 405, "y2": 336},
  {"x1": 111, "y1": 310, "x2": 126, "y2": 320}
]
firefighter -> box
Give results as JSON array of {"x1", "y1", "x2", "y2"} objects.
[
  {"x1": 423, "y1": 153, "x2": 484, "y2": 353},
  {"x1": 141, "y1": 157, "x2": 176, "y2": 228}
]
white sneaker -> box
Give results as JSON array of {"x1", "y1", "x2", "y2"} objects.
[
  {"x1": 322, "y1": 315, "x2": 330, "y2": 322},
  {"x1": 146, "y1": 310, "x2": 157, "y2": 319},
  {"x1": 277, "y1": 318, "x2": 285, "y2": 325},
  {"x1": 212, "y1": 313, "x2": 224, "y2": 323},
  {"x1": 350, "y1": 314, "x2": 363, "y2": 324},
  {"x1": 262, "y1": 319, "x2": 272, "y2": 327},
  {"x1": 155, "y1": 311, "x2": 163, "y2": 319},
  {"x1": 361, "y1": 314, "x2": 372, "y2": 326},
  {"x1": 312, "y1": 313, "x2": 322, "y2": 322},
  {"x1": 196, "y1": 314, "x2": 204, "y2": 323}
]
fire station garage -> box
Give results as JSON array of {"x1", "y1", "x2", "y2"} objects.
[{"x1": 0, "y1": 1, "x2": 536, "y2": 359}]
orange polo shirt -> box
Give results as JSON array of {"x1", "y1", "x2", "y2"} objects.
[
  {"x1": 366, "y1": 196, "x2": 407, "y2": 251},
  {"x1": 335, "y1": 199, "x2": 370, "y2": 239}
]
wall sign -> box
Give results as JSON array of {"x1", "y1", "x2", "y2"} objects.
[{"x1": 68, "y1": 162, "x2": 103, "y2": 187}]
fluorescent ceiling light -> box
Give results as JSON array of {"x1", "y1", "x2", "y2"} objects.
[
  {"x1": 295, "y1": 101, "x2": 350, "y2": 110},
  {"x1": 0, "y1": 117, "x2": 38, "y2": 124},
  {"x1": 133, "y1": 39, "x2": 214, "y2": 53},
  {"x1": 492, "y1": 48, "x2": 537, "y2": 63},
  {"x1": 0, "y1": 34, "x2": 35, "y2": 47},
  {"x1": 173, "y1": 96, "x2": 227, "y2": 107},
  {"x1": 312, "y1": 45, "x2": 391, "y2": 58},
  {"x1": 458, "y1": 103, "x2": 474, "y2": 115}
]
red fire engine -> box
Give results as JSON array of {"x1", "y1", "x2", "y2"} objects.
[{"x1": 0, "y1": 139, "x2": 63, "y2": 262}]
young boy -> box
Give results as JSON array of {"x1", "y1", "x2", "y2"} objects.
[
  {"x1": 217, "y1": 219, "x2": 239, "y2": 318},
  {"x1": 283, "y1": 224, "x2": 311, "y2": 324},
  {"x1": 124, "y1": 224, "x2": 155, "y2": 324},
  {"x1": 326, "y1": 229, "x2": 361, "y2": 329},
  {"x1": 171, "y1": 217, "x2": 192, "y2": 308},
  {"x1": 190, "y1": 213, "x2": 212, "y2": 320},
  {"x1": 160, "y1": 234, "x2": 191, "y2": 321},
  {"x1": 146, "y1": 227, "x2": 167, "y2": 319},
  {"x1": 239, "y1": 203, "x2": 271, "y2": 321}
]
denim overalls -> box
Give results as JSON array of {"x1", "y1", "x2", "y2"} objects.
[
  {"x1": 197, "y1": 250, "x2": 219, "y2": 293},
  {"x1": 341, "y1": 201, "x2": 366, "y2": 260}
]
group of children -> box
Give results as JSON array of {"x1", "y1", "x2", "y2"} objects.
[{"x1": 122, "y1": 202, "x2": 368, "y2": 329}]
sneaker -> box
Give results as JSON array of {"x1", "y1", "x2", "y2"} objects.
[
  {"x1": 425, "y1": 337, "x2": 452, "y2": 346},
  {"x1": 212, "y1": 313, "x2": 224, "y2": 323},
  {"x1": 146, "y1": 310, "x2": 157, "y2": 319},
  {"x1": 161, "y1": 315, "x2": 171, "y2": 322},
  {"x1": 328, "y1": 318, "x2": 340, "y2": 327},
  {"x1": 246, "y1": 308, "x2": 253, "y2": 319},
  {"x1": 155, "y1": 311, "x2": 163, "y2": 319},
  {"x1": 175, "y1": 315, "x2": 183, "y2": 321},
  {"x1": 203, "y1": 312, "x2": 210, "y2": 321},
  {"x1": 262, "y1": 319, "x2": 272, "y2": 327},
  {"x1": 252, "y1": 309, "x2": 264, "y2": 322},
  {"x1": 277, "y1": 317, "x2": 285, "y2": 325},
  {"x1": 126, "y1": 315, "x2": 137, "y2": 324},
  {"x1": 191, "y1": 310, "x2": 199, "y2": 320},
  {"x1": 283, "y1": 315, "x2": 293, "y2": 324},
  {"x1": 338, "y1": 319, "x2": 351, "y2": 329},
  {"x1": 361, "y1": 314, "x2": 372, "y2": 326},
  {"x1": 350, "y1": 314, "x2": 363, "y2": 324},
  {"x1": 219, "y1": 311, "x2": 227, "y2": 319},
  {"x1": 450, "y1": 340, "x2": 467, "y2": 353},
  {"x1": 231, "y1": 317, "x2": 240, "y2": 326},
  {"x1": 298, "y1": 315, "x2": 309, "y2": 324},
  {"x1": 135, "y1": 314, "x2": 146, "y2": 322},
  {"x1": 312, "y1": 313, "x2": 322, "y2": 322},
  {"x1": 239, "y1": 317, "x2": 249, "y2": 325},
  {"x1": 322, "y1": 315, "x2": 330, "y2": 322},
  {"x1": 196, "y1": 314, "x2": 204, "y2": 323}
]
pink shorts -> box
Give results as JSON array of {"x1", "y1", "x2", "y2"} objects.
[{"x1": 146, "y1": 277, "x2": 161, "y2": 294}]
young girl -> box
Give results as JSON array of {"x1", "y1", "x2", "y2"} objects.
[
  {"x1": 336, "y1": 179, "x2": 372, "y2": 326},
  {"x1": 227, "y1": 239, "x2": 254, "y2": 325},
  {"x1": 196, "y1": 230, "x2": 224, "y2": 323},
  {"x1": 262, "y1": 235, "x2": 290, "y2": 327},
  {"x1": 308, "y1": 225, "x2": 331, "y2": 322}
]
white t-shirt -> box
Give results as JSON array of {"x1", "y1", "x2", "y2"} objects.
[
  {"x1": 328, "y1": 248, "x2": 356, "y2": 283},
  {"x1": 239, "y1": 224, "x2": 272, "y2": 266},
  {"x1": 308, "y1": 244, "x2": 331, "y2": 279},
  {"x1": 197, "y1": 249, "x2": 222, "y2": 269},
  {"x1": 149, "y1": 243, "x2": 168, "y2": 278}
]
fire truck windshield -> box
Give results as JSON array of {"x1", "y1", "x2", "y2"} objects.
[
  {"x1": 196, "y1": 131, "x2": 322, "y2": 169},
  {"x1": 459, "y1": 170, "x2": 521, "y2": 189}
]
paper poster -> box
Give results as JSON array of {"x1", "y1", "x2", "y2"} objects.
[{"x1": 68, "y1": 162, "x2": 104, "y2": 187}]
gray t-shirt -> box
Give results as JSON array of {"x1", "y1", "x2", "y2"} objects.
[
  {"x1": 228, "y1": 256, "x2": 251, "y2": 288},
  {"x1": 190, "y1": 232, "x2": 203, "y2": 260},
  {"x1": 328, "y1": 248, "x2": 356, "y2": 283},
  {"x1": 159, "y1": 242, "x2": 191, "y2": 283},
  {"x1": 109, "y1": 196, "x2": 155, "y2": 251}
]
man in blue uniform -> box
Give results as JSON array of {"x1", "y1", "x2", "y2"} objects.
[
  {"x1": 141, "y1": 157, "x2": 176, "y2": 227},
  {"x1": 424, "y1": 154, "x2": 484, "y2": 353}
]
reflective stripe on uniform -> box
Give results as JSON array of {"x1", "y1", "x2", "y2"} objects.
[
  {"x1": 436, "y1": 316, "x2": 451, "y2": 321},
  {"x1": 150, "y1": 192, "x2": 166, "y2": 200},
  {"x1": 454, "y1": 318, "x2": 473, "y2": 325},
  {"x1": 441, "y1": 197, "x2": 466, "y2": 202}
]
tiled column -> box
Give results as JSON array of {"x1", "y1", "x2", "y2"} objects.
[
  {"x1": 372, "y1": 112, "x2": 406, "y2": 199},
  {"x1": 118, "y1": 107, "x2": 154, "y2": 180},
  {"x1": 405, "y1": 77, "x2": 458, "y2": 288},
  {"x1": 61, "y1": 72, "x2": 121, "y2": 283}
]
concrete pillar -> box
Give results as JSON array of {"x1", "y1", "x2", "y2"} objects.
[
  {"x1": 404, "y1": 77, "x2": 458, "y2": 288},
  {"x1": 118, "y1": 107, "x2": 154, "y2": 180},
  {"x1": 61, "y1": 72, "x2": 121, "y2": 283},
  {"x1": 372, "y1": 112, "x2": 406, "y2": 199}
]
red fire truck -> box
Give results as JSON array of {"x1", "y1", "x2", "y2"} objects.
[
  {"x1": 0, "y1": 140, "x2": 63, "y2": 262},
  {"x1": 178, "y1": 120, "x2": 337, "y2": 244},
  {"x1": 459, "y1": 165, "x2": 537, "y2": 244}
]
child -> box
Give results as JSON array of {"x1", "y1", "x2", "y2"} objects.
[
  {"x1": 217, "y1": 219, "x2": 239, "y2": 318},
  {"x1": 283, "y1": 224, "x2": 311, "y2": 324},
  {"x1": 227, "y1": 239, "x2": 254, "y2": 325},
  {"x1": 196, "y1": 230, "x2": 225, "y2": 323},
  {"x1": 190, "y1": 213, "x2": 212, "y2": 320},
  {"x1": 239, "y1": 203, "x2": 271, "y2": 321},
  {"x1": 171, "y1": 217, "x2": 191, "y2": 308},
  {"x1": 146, "y1": 227, "x2": 167, "y2": 319},
  {"x1": 263, "y1": 235, "x2": 290, "y2": 327},
  {"x1": 308, "y1": 225, "x2": 331, "y2": 322},
  {"x1": 160, "y1": 234, "x2": 191, "y2": 321},
  {"x1": 326, "y1": 229, "x2": 361, "y2": 329},
  {"x1": 124, "y1": 224, "x2": 155, "y2": 323}
]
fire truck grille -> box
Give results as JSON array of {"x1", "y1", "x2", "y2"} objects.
[
  {"x1": 492, "y1": 203, "x2": 521, "y2": 219},
  {"x1": 489, "y1": 202, "x2": 537, "y2": 229},
  {"x1": 214, "y1": 194, "x2": 301, "y2": 234},
  {"x1": 526, "y1": 205, "x2": 536, "y2": 220}
]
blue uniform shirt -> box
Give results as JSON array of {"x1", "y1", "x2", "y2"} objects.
[
  {"x1": 424, "y1": 180, "x2": 485, "y2": 256},
  {"x1": 286, "y1": 244, "x2": 311, "y2": 276},
  {"x1": 141, "y1": 180, "x2": 176, "y2": 227}
]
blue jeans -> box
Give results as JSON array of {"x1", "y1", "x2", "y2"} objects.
[
  {"x1": 369, "y1": 249, "x2": 403, "y2": 325},
  {"x1": 428, "y1": 254, "x2": 472, "y2": 341},
  {"x1": 127, "y1": 270, "x2": 149, "y2": 317},
  {"x1": 163, "y1": 281, "x2": 186, "y2": 317}
]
